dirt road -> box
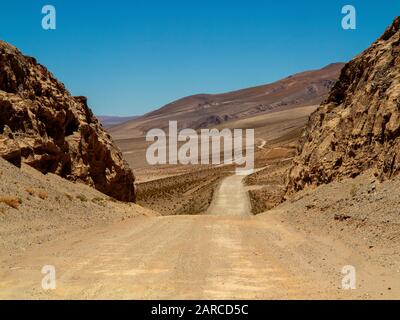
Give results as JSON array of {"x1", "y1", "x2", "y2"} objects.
[
  {"x1": 2, "y1": 212, "x2": 394, "y2": 299},
  {"x1": 0, "y1": 215, "x2": 332, "y2": 299},
  {"x1": 0, "y1": 175, "x2": 398, "y2": 299},
  {"x1": 207, "y1": 175, "x2": 251, "y2": 216}
]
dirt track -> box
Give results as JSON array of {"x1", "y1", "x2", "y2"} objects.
[
  {"x1": 1, "y1": 213, "x2": 394, "y2": 299},
  {"x1": 207, "y1": 174, "x2": 251, "y2": 216},
  {"x1": 0, "y1": 214, "x2": 346, "y2": 299},
  {"x1": 1, "y1": 174, "x2": 398, "y2": 299}
]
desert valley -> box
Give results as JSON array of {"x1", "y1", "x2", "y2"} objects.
[{"x1": 0, "y1": 16, "x2": 400, "y2": 300}]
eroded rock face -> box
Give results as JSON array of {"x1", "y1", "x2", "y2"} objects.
[
  {"x1": 0, "y1": 41, "x2": 135, "y2": 202},
  {"x1": 287, "y1": 17, "x2": 400, "y2": 193}
]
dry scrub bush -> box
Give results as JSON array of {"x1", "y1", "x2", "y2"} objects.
[
  {"x1": 25, "y1": 187, "x2": 35, "y2": 196},
  {"x1": 0, "y1": 196, "x2": 22, "y2": 209},
  {"x1": 76, "y1": 194, "x2": 88, "y2": 202},
  {"x1": 65, "y1": 193, "x2": 73, "y2": 201},
  {"x1": 37, "y1": 191, "x2": 49, "y2": 200},
  {"x1": 350, "y1": 183, "x2": 359, "y2": 198}
]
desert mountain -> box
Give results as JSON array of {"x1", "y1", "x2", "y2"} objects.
[
  {"x1": 110, "y1": 63, "x2": 344, "y2": 139},
  {"x1": 97, "y1": 115, "x2": 139, "y2": 128},
  {"x1": 0, "y1": 41, "x2": 135, "y2": 202},
  {"x1": 288, "y1": 17, "x2": 400, "y2": 193}
]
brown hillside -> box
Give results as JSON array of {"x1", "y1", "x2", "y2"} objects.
[{"x1": 110, "y1": 63, "x2": 344, "y2": 139}]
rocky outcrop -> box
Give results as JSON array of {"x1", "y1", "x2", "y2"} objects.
[
  {"x1": 287, "y1": 17, "x2": 400, "y2": 193},
  {"x1": 0, "y1": 41, "x2": 135, "y2": 202}
]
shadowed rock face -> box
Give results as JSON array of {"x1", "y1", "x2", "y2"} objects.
[
  {"x1": 288, "y1": 17, "x2": 400, "y2": 193},
  {"x1": 0, "y1": 41, "x2": 135, "y2": 202}
]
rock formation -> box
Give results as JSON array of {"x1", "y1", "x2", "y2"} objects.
[
  {"x1": 0, "y1": 41, "x2": 135, "y2": 202},
  {"x1": 287, "y1": 17, "x2": 400, "y2": 193}
]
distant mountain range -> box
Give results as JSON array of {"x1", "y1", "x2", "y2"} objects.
[
  {"x1": 109, "y1": 63, "x2": 345, "y2": 139},
  {"x1": 97, "y1": 115, "x2": 139, "y2": 128}
]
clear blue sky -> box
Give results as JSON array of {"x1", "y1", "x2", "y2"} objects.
[{"x1": 0, "y1": 1, "x2": 399, "y2": 116}]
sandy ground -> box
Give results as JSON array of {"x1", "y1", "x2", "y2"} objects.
[
  {"x1": 1, "y1": 172, "x2": 399, "y2": 299},
  {"x1": 0, "y1": 158, "x2": 155, "y2": 255},
  {"x1": 1, "y1": 213, "x2": 396, "y2": 299}
]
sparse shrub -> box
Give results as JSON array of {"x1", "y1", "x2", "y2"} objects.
[
  {"x1": 25, "y1": 187, "x2": 35, "y2": 196},
  {"x1": 92, "y1": 197, "x2": 106, "y2": 207},
  {"x1": 334, "y1": 213, "x2": 351, "y2": 221},
  {"x1": 0, "y1": 196, "x2": 22, "y2": 209},
  {"x1": 25, "y1": 187, "x2": 48, "y2": 200},
  {"x1": 37, "y1": 191, "x2": 49, "y2": 200},
  {"x1": 65, "y1": 193, "x2": 73, "y2": 201},
  {"x1": 350, "y1": 183, "x2": 359, "y2": 198},
  {"x1": 76, "y1": 194, "x2": 88, "y2": 202}
]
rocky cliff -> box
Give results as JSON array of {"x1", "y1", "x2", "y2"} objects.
[
  {"x1": 287, "y1": 17, "x2": 400, "y2": 193},
  {"x1": 0, "y1": 41, "x2": 135, "y2": 202}
]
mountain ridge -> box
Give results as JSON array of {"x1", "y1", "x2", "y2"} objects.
[
  {"x1": 110, "y1": 62, "x2": 345, "y2": 139},
  {"x1": 97, "y1": 115, "x2": 139, "y2": 128}
]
